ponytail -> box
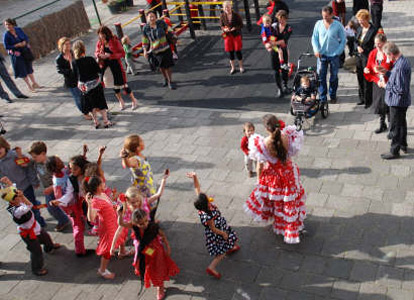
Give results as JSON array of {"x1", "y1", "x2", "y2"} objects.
[
  {"x1": 83, "y1": 176, "x2": 102, "y2": 195},
  {"x1": 271, "y1": 128, "x2": 287, "y2": 162},
  {"x1": 263, "y1": 114, "x2": 287, "y2": 163}
]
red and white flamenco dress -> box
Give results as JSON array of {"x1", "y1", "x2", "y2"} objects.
[{"x1": 244, "y1": 126, "x2": 306, "y2": 244}]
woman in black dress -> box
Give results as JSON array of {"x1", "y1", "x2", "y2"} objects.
[
  {"x1": 355, "y1": 9, "x2": 377, "y2": 108},
  {"x1": 72, "y1": 40, "x2": 112, "y2": 129}
]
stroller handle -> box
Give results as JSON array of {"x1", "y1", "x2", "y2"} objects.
[{"x1": 298, "y1": 52, "x2": 314, "y2": 59}]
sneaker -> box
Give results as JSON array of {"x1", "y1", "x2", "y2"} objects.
[
  {"x1": 97, "y1": 269, "x2": 115, "y2": 279},
  {"x1": 2, "y1": 98, "x2": 13, "y2": 104},
  {"x1": 162, "y1": 79, "x2": 168, "y2": 87},
  {"x1": 168, "y1": 82, "x2": 176, "y2": 90}
]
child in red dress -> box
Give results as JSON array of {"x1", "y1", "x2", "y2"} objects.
[
  {"x1": 110, "y1": 172, "x2": 169, "y2": 257},
  {"x1": 85, "y1": 176, "x2": 118, "y2": 279},
  {"x1": 117, "y1": 208, "x2": 178, "y2": 300}
]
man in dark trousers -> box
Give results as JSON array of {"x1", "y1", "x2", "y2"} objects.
[
  {"x1": 0, "y1": 52, "x2": 28, "y2": 103},
  {"x1": 378, "y1": 42, "x2": 411, "y2": 159},
  {"x1": 370, "y1": 0, "x2": 383, "y2": 30}
]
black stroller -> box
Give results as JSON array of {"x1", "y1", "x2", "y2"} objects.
[{"x1": 290, "y1": 53, "x2": 329, "y2": 131}]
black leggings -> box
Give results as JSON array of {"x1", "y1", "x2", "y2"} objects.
[
  {"x1": 228, "y1": 51, "x2": 242, "y2": 61},
  {"x1": 114, "y1": 86, "x2": 132, "y2": 95}
]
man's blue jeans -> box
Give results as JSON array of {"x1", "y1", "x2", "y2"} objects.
[
  {"x1": 45, "y1": 193, "x2": 69, "y2": 226},
  {"x1": 23, "y1": 186, "x2": 46, "y2": 227},
  {"x1": 317, "y1": 55, "x2": 340, "y2": 102}
]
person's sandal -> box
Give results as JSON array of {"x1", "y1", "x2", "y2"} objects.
[
  {"x1": 104, "y1": 121, "x2": 114, "y2": 129},
  {"x1": 97, "y1": 269, "x2": 115, "y2": 279},
  {"x1": 226, "y1": 245, "x2": 240, "y2": 255},
  {"x1": 34, "y1": 268, "x2": 48, "y2": 276}
]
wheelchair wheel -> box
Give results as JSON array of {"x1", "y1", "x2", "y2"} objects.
[{"x1": 321, "y1": 102, "x2": 329, "y2": 119}]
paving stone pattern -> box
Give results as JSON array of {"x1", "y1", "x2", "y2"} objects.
[{"x1": 0, "y1": 0, "x2": 414, "y2": 299}]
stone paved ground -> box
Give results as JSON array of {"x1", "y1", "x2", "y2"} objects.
[{"x1": 1, "y1": 0, "x2": 414, "y2": 299}]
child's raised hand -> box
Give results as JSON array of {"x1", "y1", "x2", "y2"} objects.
[
  {"x1": 99, "y1": 146, "x2": 107, "y2": 155},
  {"x1": 186, "y1": 172, "x2": 196, "y2": 179},
  {"x1": 83, "y1": 144, "x2": 89, "y2": 155},
  {"x1": 163, "y1": 168, "x2": 170, "y2": 180}
]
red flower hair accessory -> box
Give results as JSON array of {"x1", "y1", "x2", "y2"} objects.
[
  {"x1": 118, "y1": 193, "x2": 127, "y2": 203},
  {"x1": 84, "y1": 176, "x2": 90, "y2": 183},
  {"x1": 278, "y1": 120, "x2": 285, "y2": 130}
]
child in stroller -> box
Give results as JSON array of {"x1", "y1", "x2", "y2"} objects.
[{"x1": 291, "y1": 75, "x2": 318, "y2": 118}]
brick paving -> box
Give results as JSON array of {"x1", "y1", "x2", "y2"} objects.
[{"x1": 0, "y1": 0, "x2": 414, "y2": 299}]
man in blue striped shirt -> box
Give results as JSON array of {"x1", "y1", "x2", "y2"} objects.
[
  {"x1": 378, "y1": 42, "x2": 411, "y2": 159},
  {"x1": 312, "y1": 6, "x2": 346, "y2": 103}
]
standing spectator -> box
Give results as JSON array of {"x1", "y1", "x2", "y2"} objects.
[
  {"x1": 378, "y1": 42, "x2": 411, "y2": 159},
  {"x1": 363, "y1": 34, "x2": 392, "y2": 134},
  {"x1": 142, "y1": 11, "x2": 177, "y2": 89},
  {"x1": 3, "y1": 18, "x2": 40, "y2": 92},
  {"x1": 55, "y1": 37, "x2": 91, "y2": 120},
  {"x1": 332, "y1": 0, "x2": 346, "y2": 26},
  {"x1": 95, "y1": 26, "x2": 138, "y2": 110},
  {"x1": 370, "y1": 0, "x2": 383, "y2": 30},
  {"x1": 0, "y1": 52, "x2": 28, "y2": 103},
  {"x1": 353, "y1": 0, "x2": 369, "y2": 15},
  {"x1": 72, "y1": 40, "x2": 112, "y2": 129},
  {"x1": 220, "y1": 1, "x2": 245, "y2": 74},
  {"x1": 312, "y1": 6, "x2": 346, "y2": 103},
  {"x1": 355, "y1": 9, "x2": 377, "y2": 108}
]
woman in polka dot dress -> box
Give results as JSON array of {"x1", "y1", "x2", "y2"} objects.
[{"x1": 187, "y1": 172, "x2": 240, "y2": 279}]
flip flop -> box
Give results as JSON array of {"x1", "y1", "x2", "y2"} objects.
[{"x1": 97, "y1": 269, "x2": 115, "y2": 280}]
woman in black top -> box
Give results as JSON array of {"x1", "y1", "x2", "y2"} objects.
[
  {"x1": 55, "y1": 37, "x2": 91, "y2": 120},
  {"x1": 355, "y1": 9, "x2": 377, "y2": 108},
  {"x1": 72, "y1": 40, "x2": 112, "y2": 129},
  {"x1": 271, "y1": 10, "x2": 292, "y2": 97}
]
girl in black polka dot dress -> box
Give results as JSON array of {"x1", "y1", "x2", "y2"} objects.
[{"x1": 187, "y1": 172, "x2": 240, "y2": 279}]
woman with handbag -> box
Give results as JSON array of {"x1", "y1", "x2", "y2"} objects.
[
  {"x1": 95, "y1": 26, "x2": 138, "y2": 111},
  {"x1": 3, "y1": 18, "x2": 40, "y2": 92},
  {"x1": 72, "y1": 40, "x2": 112, "y2": 129},
  {"x1": 55, "y1": 37, "x2": 92, "y2": 120},
  {"x1": 142, "y1": 11, "x2": 176, "y2": 90}
]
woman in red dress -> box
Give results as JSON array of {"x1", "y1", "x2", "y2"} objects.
[
  {"x1": 364, "y1": 33, "x2": 393, "y2": 134},
  {"x1": 85, "y1": 176, "x2": 118, "y2": 279},
  {"x1": 118, "y1": 208, "x2": 179, "y2": 300},
  {"x1": 245, "y1": 114, "x2": 306, "y2": 244},
  {"x1": 220, "y1": 1, "x2": 244, "y2": 74}
]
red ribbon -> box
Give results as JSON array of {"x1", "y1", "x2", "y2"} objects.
[{"x1": 19, "y1": 220, "x2": 37, "y2": 240}]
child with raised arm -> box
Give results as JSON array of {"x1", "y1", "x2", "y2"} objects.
[
  {"x1": 110, "y1": 172, "x2": 169, "y2": 258},
  {"x1": 187, "y1": 172, "x2": 239, "y2": 279},
  {"x1": 85, "y1": 176, "x2": 118, "y2": 279},
  {"x1": 1, "y1": 177, "x2": 60, "y2": 276},
  {"x1": 120, "y1": 135, "x2": 155, "y2": 199},
  {"x1": 116, "y1": 208, "x2": 179, "y2": 300},
  {"x1": 48, "y1": 155, "x2": 90, "y2": 257}
]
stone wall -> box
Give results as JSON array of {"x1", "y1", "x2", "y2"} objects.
[{"x1": 1, "y1": 0, "x2": 90, "y2": 59}]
